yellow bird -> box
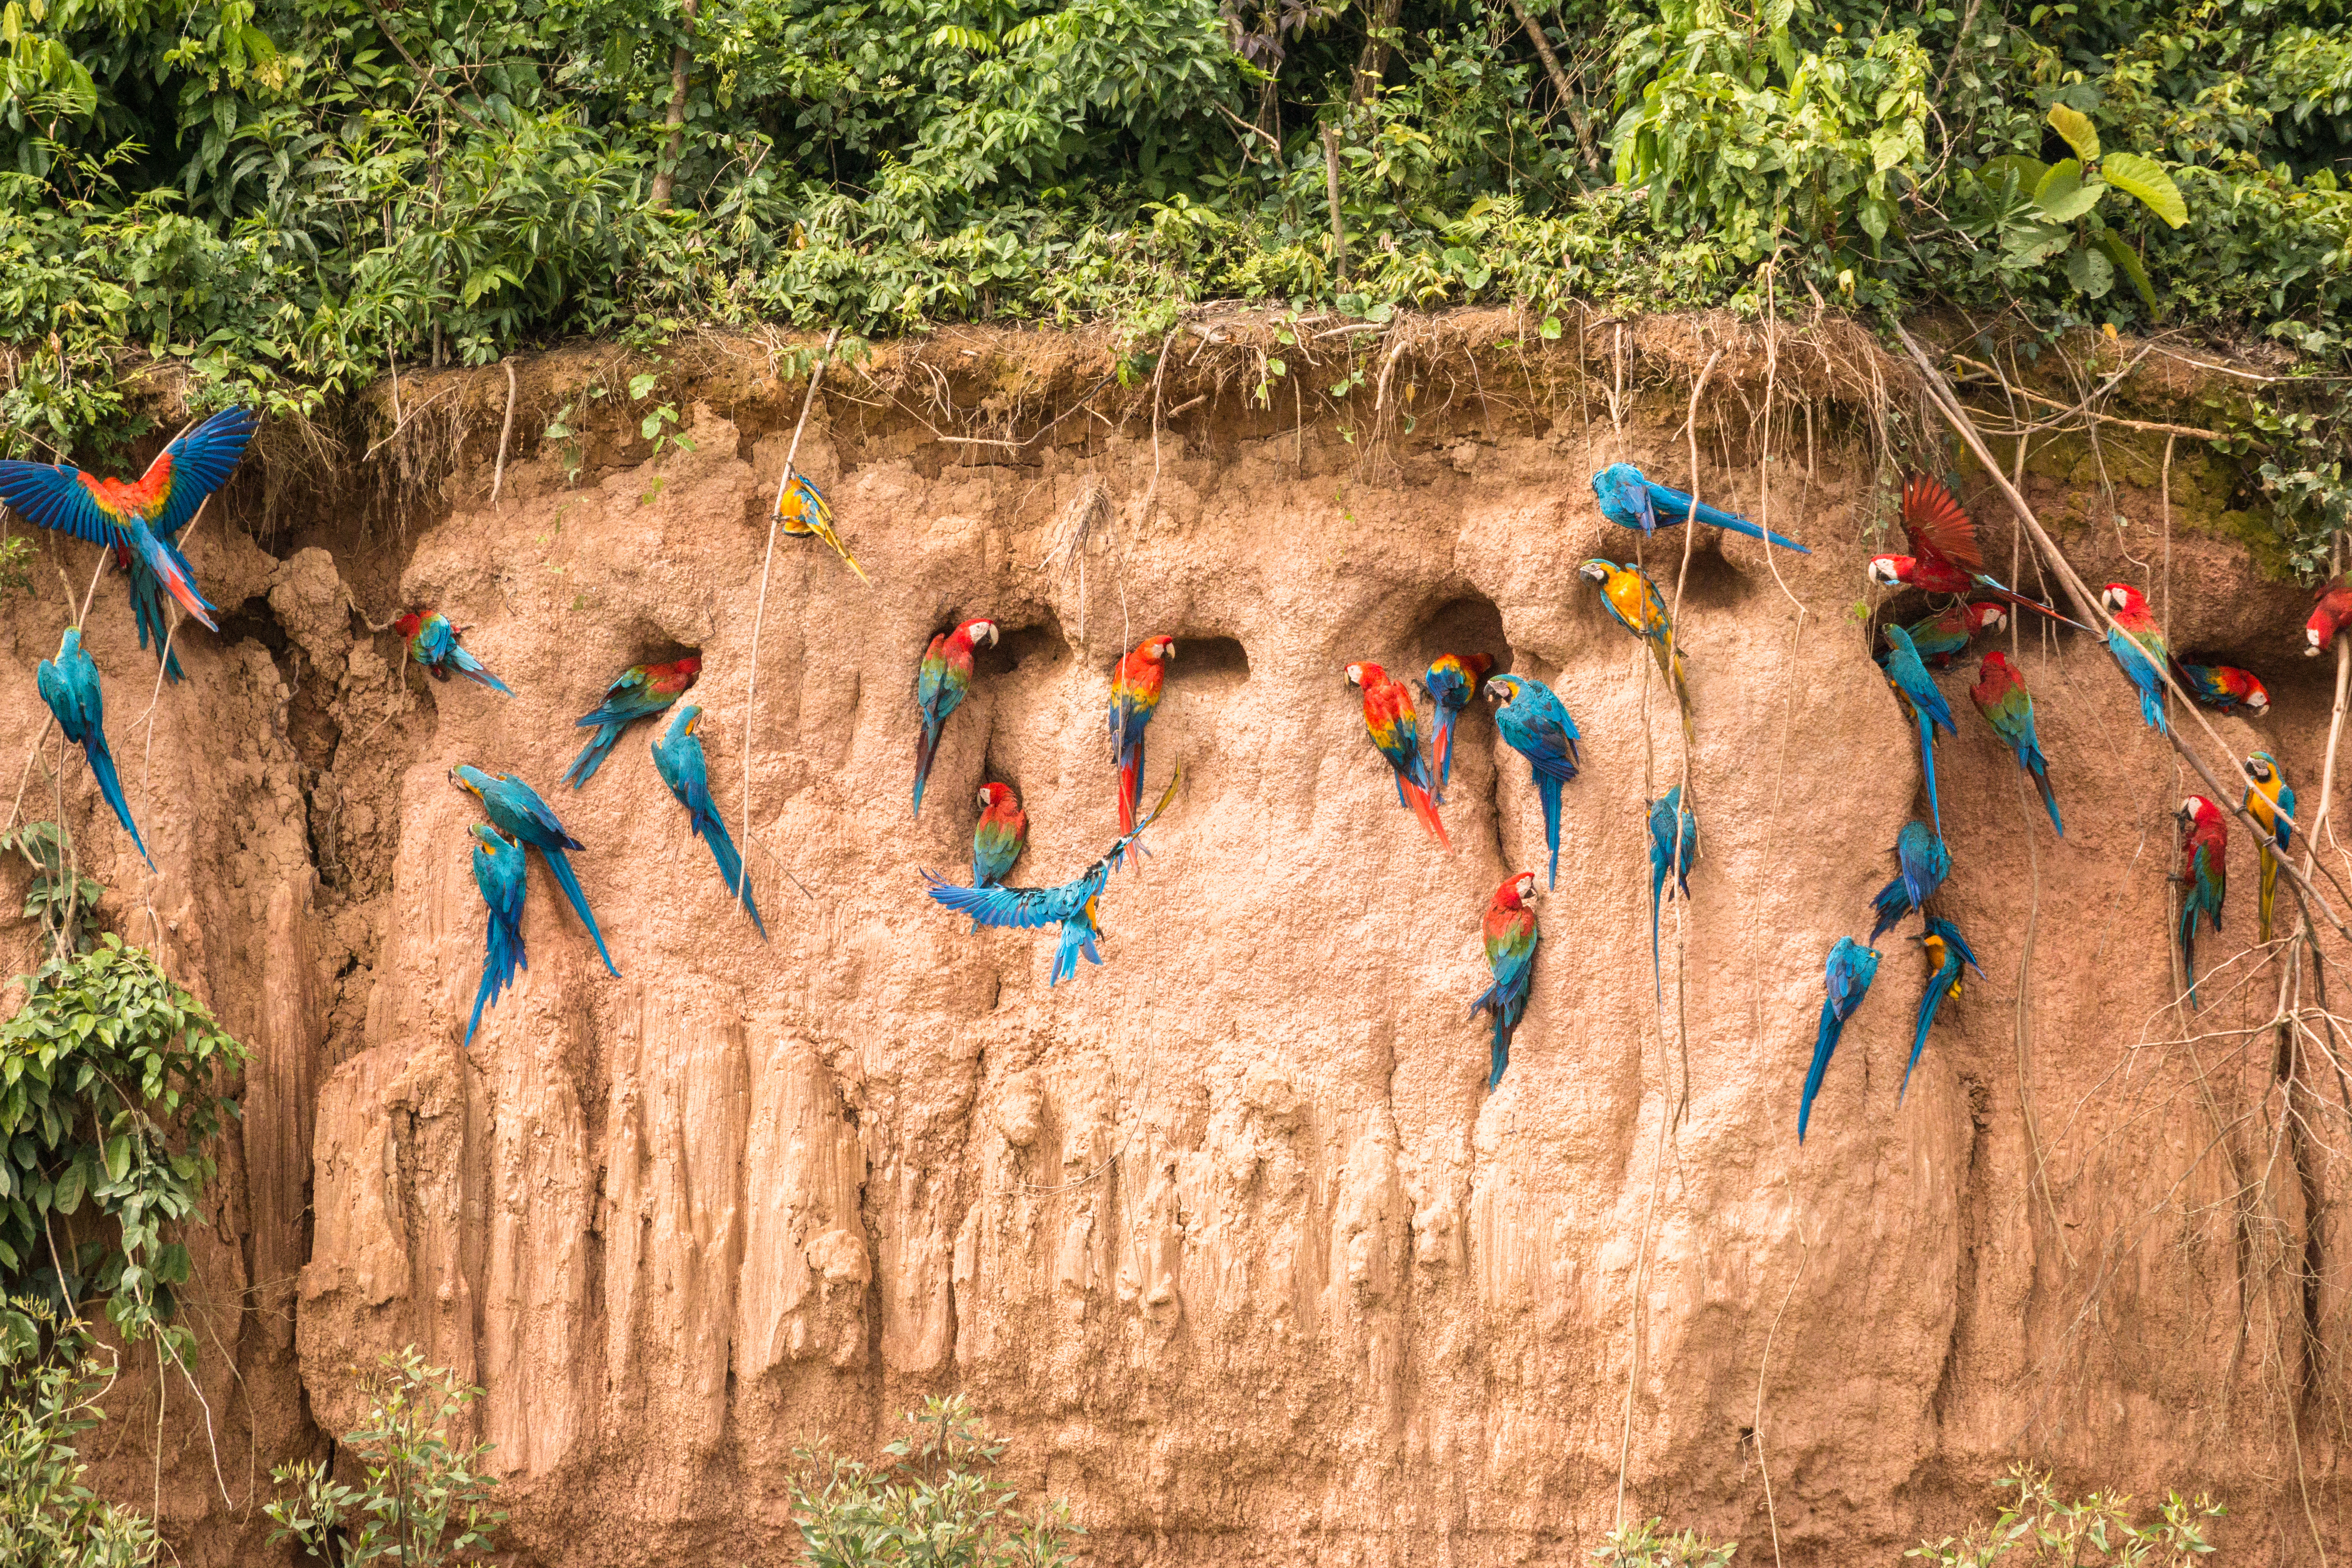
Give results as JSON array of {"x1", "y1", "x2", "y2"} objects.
[
  {"x1": 2242, "y1": 750, "x2": 2295, "y2": 943},
  {"x1": 777, "y1": 468, "x2": 869, "y2": 584},
  {"x1": 1578, "y1": 557, "x2": 1690, "y2": 735}
]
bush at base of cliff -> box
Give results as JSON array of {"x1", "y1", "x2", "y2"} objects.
[
  {"x1": 1909, "y1": 1464, "x2": 2224, "y2": 1567},
  {"x1": 0, "y1": 1308, "x2": 162, "y2": 1568},
  {"x1": 789, "y1": 1395, "x2": 1081, "y2": 1568}
]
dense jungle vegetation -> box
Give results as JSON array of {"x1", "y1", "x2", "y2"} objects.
[{"x1": 0, "y1": 0, "x2": 2345, "y2": 492}]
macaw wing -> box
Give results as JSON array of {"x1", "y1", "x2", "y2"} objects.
[
  {"x1": 150, "y1": 407, "x2": 258, "y2": 540},
  {"x1": 34, "y1": 656, "x2": 82, "y2": 733},
  {"x1": 1827, "y1": 943, "x2": 1877, "y2": 1017},
  {"x1": 416, "y1": 618, "x2": 456, "y2": 664},
  {"x1": 1483, "y1": 918, "x2": 1536, "y2": 997},
  {"x1": 1517, "y1": 714, "x2": 1580, "y2": 779},
  {"x1": 492, "y1": 776, "x2": 573, "y2": 842},
  {"x1": 1901, "y1": 473, "x2": 1982, "y2": 575},
  {"x1": 2278, "y1": 784, "x2": 2297, "y2": 852},
  {"x1": 1613, "y1": 473, "x2": 1658, "y2": 530},
  {"x1": 924, "y1": 871, "x2": 1081, "y2": 929},
  {"x1": 0, "y1": 462, "x2": 123, "y2": 547},
  {"x1": 480, "y1": 843, "x2": 529, "y2": 928}
]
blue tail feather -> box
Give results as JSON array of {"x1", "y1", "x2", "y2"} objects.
[
  {"x1": 539, "y1": 846, "x2": 619, "y2": 976},
  {"x1": 1538, "y1": 774, "x2": 1561, "y2": 890},
  {"x1": 699, "y1": 821, "x2": 766, "y2": 939},
  {"x1": 84, "y1": 742, "x2": 154, "y2": 871},
  {"x1": 1917, "y1": 711, "x2": 1942, "y2": 836},
  {"x1": 563, "y1": 725, "x2": 623, "y2": 788}
]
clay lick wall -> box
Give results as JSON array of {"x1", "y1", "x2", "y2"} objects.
[{"x1": 30, "y1": 320, "x2": 2349, "y2": 1565}]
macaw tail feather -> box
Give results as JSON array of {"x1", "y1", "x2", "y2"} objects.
[
  {"x1": 83, "y1": 742, "x2": 155, "y2": 872},
  {"x1": 129, "y1": 570, "x2": 185, "y2": 684},
  {"x1": 1650, "y1": 876, "x2": 1665, "y2": 1015},
  {"x1": 1050, "y1": 911, "x2": 1104, "y2": 986},
  {"x1": 699, "y1": 820, "x2": 767, "y2": 940},
  {"x1": 1917, "y1": 711, "x2": 1942, "y2": 837},
  {"x1": 1435, "y1": 714, "x2": 1457, "y2": 791},
  {"x1": 2179, "y1": 906, "x2": 2202, "y2": 1011},
  {"x1": 1799, "y1": 1005, "x2": 1838, "y2": 1143},
  {"x1": 138, "y1": 528, "x2": 219, "y2": 633},
  {"x1": 2141, "y1": 686, "x2": 2169, "y2": 733},
  {"x1": 1402, "y1": 775, "x2": 1451, "y2": 851},
  {"x1": 450, "y1": 648, "x2": 514, "y2": 696},
  {"x1": 1706, "y1": 509, "x2": 1813, "y2": 554},
  {"x1": 466, "y1": 922, "x2": 526, "y2": 1046},
  {"x1": 814, "y1": 523, "x2": 870, "y2": 585},
  {"x1": 1488, "y1": 1022, "x2": 1511, "y2": 1091},
  {"x1": 2033, "y1": 763, "x2": 2064, "y2": 837},
  {"x1": 562, "y1": 725, "x2": 624, "y2": 789},
  {"x1": 1903, "y1": 987, "x2": 1945, "y2": 1104},
  {"x1": 1536, "y1": 774, "x2": 1559, "y2": 887},
  {"x1": 1978, "y1": 576, "x2": 2094, "y2": 634},
  {"x1": 913, "y1": 720, "x2": 943, "y2": 817},
  {"x1": 1117, "y1": 736, "x2": 1145, "y2": 835},
  {"x1": 2260, "y1": 848, "x2": 2278, "y2": 945},
  {"x1": 539, "y1": 846, "x2": 620, "y2": 977}
]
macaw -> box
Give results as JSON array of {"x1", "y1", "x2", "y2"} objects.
[
  {"x1": 1422, "y1": 652, "x2": 1493, "y2": 790},
  {"x1": 1579, "y1": 557, "x2": 1691, "y2": 733},
  {"x1": 563, "y1": 655, "x2": 701, "y2": 788},
  {"x1": 913, "y1": 617, "x2": 1001, "y2": 816},
  {"x1": 2178, "y1": 663, "x2": 2269, "y2": 716},
  {"x1": 1471, "y1": 871, "x2": 1540, "y2": 1091},
  {"x1": 448, "y1": 765, "x2": 620, "y2": 976},
  {"x1": 36, "y1": 626, "x2": 153, "y2": 871},
  {"x1": 2099, "y1": 583, "x2": 2171, "y2": 734},
  {"x1": 1109, "y1": 634, "x2": 1176, "y2": 834},
  {"x1": 1590, "y1": 462, "x2": 1810, "y2": 553},
  {"x1": 777, "y1": 468, "x2": 868, "y2": 584},
  {"x1": 1866, "y1": 473, "x2": 2088, "y2": 629},
  {"x1": 2244, "y1": 751, "x2": 2294, "y2": 944},
  {"x1": 2176, "y1": 794, "x2": 2227, "y2": 1008},
  {"x1": 1648, "y1": 786, "x2": 1698, "y2": 1010},
  {"x1": 972, "y1": 781, "x2": 1027, "y2": 888},
  {"x1": 1881, "y1": 625, "x2": 1957, "y2": 835},
  {"x1": 1484, "y1": 673, "x2": 1581, "y2": 888},
  {"x1": 1970, "y1": 652, "x2": 2062, "y2": 836},
  {"x1": 1898, "y1": 600, "x2": 2007, "y2": 670},
  {"x1": 465, "y1": 823, "x2": 527, "y2": 1046},
  {"x1": 396, "y1": 610, "x2": 514, "y2": 696},
  {"x1": 1905, "y1": 916, "x2": 1983, "y2": 1102},
  {"x1": 1869, "y1": 820, "x2": 1951, "y2": 941},
  {"x1": 924, "y1": 770, "x2": 1180, "y2": 984},
  {"x1": 119, "y1": 545, "x2": 186, "y2": 683},
  {"x1": 0, "y1": 405, "x2": 254, "y2": 636},
  {"x1": 2307, "y1": 577, "x2": 2352, "y2": 658},
  {"x1": 650, "y1": 705, "x2": 765, "y2": 939},
  {"x1": 1346, "y1": 661, "x2": 1449, "y2": 848},
  {"x1": 1801, "y1": 937, "x2": 1881, "y2": 1142}
]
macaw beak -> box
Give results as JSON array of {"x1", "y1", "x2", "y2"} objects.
[{"x1": 1866, "y1": 560, "x2": 1902, "y2": 588}]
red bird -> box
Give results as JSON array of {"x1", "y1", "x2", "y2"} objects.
[
  {"x1": 1345, "y1": 661, "x2": 1450, "y2": 848},
  {"x1": 1109, "y1": 634, "x2": 1175, "y2": 833},
  {"x1": 1866, "y1": 473, "x2": 2085, "y2": 629},
  {"x1": 2307, "y1": 578, "x2": 2352, "y2": 658},
  {"x1": 2176, "y1": 795, "x2": 2228, "y2": 1008}
]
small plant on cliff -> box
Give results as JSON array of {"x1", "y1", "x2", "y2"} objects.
[
  {"x1": 264, "y1": 1348, "x2": 507, "y2": 1568},
  {"x1": 1593, "y1": 1517, "x2": 1736, "y2": 1568},
  {"x1": 1907, "y1": 1463, "x2": 2223, "y2": 1567},
  {"x1": 789, "y1": 1394, "x2": 1080, "y2": 1568},
  {"x1": 0, "y1": 1303, "x2": 162, "y2": 1568}
]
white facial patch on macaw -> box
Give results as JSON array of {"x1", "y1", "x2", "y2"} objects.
[
  {"x1": 2103, "y1": 587, "x2": 2130, "y2": 611},
  {"x1": 1867, "y1": 558, "x2": 1903, "y2": 586},
  {"x1": 977, "y1": 788, "x2": 993, "y2": 808},
  {"x1": 1517, "y1": 874, "x2": 1537, "y2": 900},
  {"x1": 976, "y1": 621, "x2": 999, "y2": 644},
  {"x1": 1345, "y1": 664, "x2": 1364, "y2": 685},
  {"x1": 2180, "y1": 798, "x2": 2205, "y2": 818}
]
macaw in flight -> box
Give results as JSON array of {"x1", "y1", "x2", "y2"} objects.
[
  {"x1": 1580, "y1": 557, "x2": 1691, "y2": 734},
  {"x1": 1866, "y1": 473, "x2": 2088, "y2": 630},
  {"x1": 1970, "y1": 652, "x2": 2062, "y2": 836},
  {"x1": 2243, "y1": 752, "x2": 2294, "y2": 944},
  {"x1": 1905, "y1": 916, "x2": 1983, "y2": 1102},
  {"x1": 398, "y1": 611, "x2": 514, "y2": 695},
  {"x1": 913, "y1": 617, "x2": 1001, "y2": 816},
  {"x1": 564, "y1": 655, "x2": 701, "y2": 788},
  {"x1": 1472, "y1": 871, "x2": 1540, "y2": 1091},
  {"x1": 1801, "y1": 937, "x2": 1880, "y2": 1142},
  {"x1": 651, "y1": 705, "x2": 765, "y2": 938},
  {"x1": 449, "y1": 765, "x2": 620, "y2": 977},
  {"x1": 465, "y1": 824, "x2": 527, "y2": 1045},
  {"x1": 1110, "y1": 634, "x2": 1176, "y2": 835},
  {"x1": 1346, "y1": 661, "x2": 1449, "y2": 848},
  {"x1": 778, "y1": 468, "x2": 868, "y2": 583},
  {"x1": 1591, "y1": 463, "x2": 1810, "y2": 553},
  {"x1": 1422, "y1": 653, "x2": 1493, "y2": 791},
  {"x1": 2176, "y1": 795, "x2": 2227, "y2": 1009},
  {"x1": 2099, "y1": 583, "x2": 2172, "y2": 734},
  {"x1": 1485, "y1": 673, "x2": 1581, "y2": 888},
  {"x1": 37, "y1": 626, "x2": 153, "y2": 871}
]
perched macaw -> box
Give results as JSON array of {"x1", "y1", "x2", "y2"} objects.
[
  {"x1": 1590, "y1": 462, "x2": 1810, "y2": 553},
  {"x1": 1346, "y1": 661, "x2": 1449, "y2": 848},
  {"x1": 777, "y1": 468, "x2": 867, "y2": 584},
  {"x1": 1801, "y1": 937, "x2": 1880, "y2": 1142},
  {"x1": 1899, "y1": 600, "x2": 2007, "y2": 670},
  {"x1": 650, "y1": 705, "x2": 765, "y2": 939},
  {"x1": 562, "y1": 655, "x2": 700, "y2": 788},
  {"x1": 1881, "y1": 625, "x2": 1957, "y2": 835},
  {"x1": 1905, "y1": 916, "x2": 1983, "y2": 1102},
  {"x1": 1870, "y1": 821, "x2": 1951, "y2": 941},
  {"x1": 1866, "y1": 474, "x2": 2087, "y2": 629},
  {"x1": 1648, "y1": 787, "x2": 1698, "y2": 1010},
  {"x1": 1109, "y1": 634, "x2": 1176, "y2": 834},
  {"x1": 1471, "y1": 871, "x2": 1540, "y2": 1091},
  {"x1": 1579, "y1": 557, "x2": 1691, "y2": 733},
  {"x1": 972, "y1": 781, "x2": 1027, "y2": 888},
  {"x1": 913, "y1": 617, "x2": 1001, "y2": 816},
  {"x1": 2099, "y1": 583, "x2": 2171, "y2": 733},
  {"x1": 1422, "y1": 653, "x2": 1493, "y2": 790},
  {"x1": 396, "y1": 610, "x2": 513, "y2": 696},
  {"x1": 449, "y1": 764, "x2": 620, "y2": 976},
  {"x1": 1485, "y1": 673, "x2": 1581, "y2": 888},
  {"x1": 2244, "y1": 751, "x2": 2294, "y2": 945},
  {"x1": 37, "y1": 626, "x2": 153, "y2": 871},
  {"x1": 924, "y1": 770, "x2": 1180, "y2": 984},
  {"x1": 2178, "y1": 663, "x2": 2269, "y2": 716},
  {"x1": 2176, "y1": 794, "x2": 2227, "y2": 1008},
  {"x1": 0, "y1": 405, "x2": 254, "y2": 636},
  {"x1": 465, "y1": 824, "x2": 527, "y2": 1046},
  {"x1": 2307, "y1": 577, "x2": 2352, "y2": 659},
  {"x1": 1971, "y1": 652, "x2": 2062, "y2": 836}
]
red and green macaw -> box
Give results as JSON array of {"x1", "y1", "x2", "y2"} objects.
[
  {"x1": 2176, "y1": 795, "x2": 2226, "y2": 1008},
  {"x1": 2099, "y1": 583, "x2": 2171, "y2": 733},
  {"x1": 2178, "y1": 663, "x2": 2269, "y2": 716},
  {"x1": 1970, "y1": 652, "x2": 2061, "y2": 836},
  {"x1": 396, "y1": 610, "x2": 513, "y2": 695},
  {"x1": 1802, "y1": 937, "x2": 1880, "y2": 1142},
  {"x1": 2307, "y1": 577, "x2": 2352, "y2": 659},
  {"x1": 466, "y1": 824, "x2": 527, "y2": 1045},
  {"x1": 1906, "y1": 916, "x2": 1982, "y2": 1102},
  {"x1": 1471, "y1": 871, "x2": 1539, "y2": 1090},
  {"x1": 913, "y1": 617, "x2": 1001, "y2": 816},
  {"x1": 2243, "y1": 752, "x2": 2294, "y2": 944},
  {"x1": 778, "y1": 468, "x2": 868, "y2": 583},
  {"x1": 1867, "y1": 474, "x2": 2087, "y2": 628},
  {"x1": 0, "y1": 406, "x2": 257, "y2": 639},
  {"x1": 1346, "y1": 660, "x2": 1449, "y2": 848},
  {"x1": 1485, "y1": 673, "x2": 1579, "y2": 887},
  {"x1": 1898, "y1": 600, "x2": 2007, "y2": 670},
  {"x1": 1422, "y1": 652, "x2": 1493, "y2": 790},
  {"x1": 972, "y1": 781, "x2": 1026, "y2": 888},
  {"x1": 1109, "y1": 635, "x2": 1175, "y2": 834},
  {"x1": 1579, "y1": 557, "x2": 1690, "y2": 733},
  {"x1": 564, "y1": 655, "x2": 701, "y2": 787},
  {"x1": 37, "y1": 626, "x2": 152, "y2": 871}
]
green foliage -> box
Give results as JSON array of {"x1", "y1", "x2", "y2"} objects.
[
  {"x1": 1592, "y1": 1517, "x2": 1736, "y2": 1568},
  {"x1": 0, "y1": 824, "x2": 104, "y2": 957},
  {"x1": 0, "y1": 537, "x2": 31, "y2": 604},
  {"x1": 789, "y1": 1394, "x2": 1080, "y2": 1568},
  {"x1": 0, "y1": 936, "x2": 247, "y2": 1358},
  {"x1": 264, "y1": 1347, "x2": 507, "y2": 1568},
  {"x1": 1907, "y1": 1463, "x2": 2223, "y2": 1566},
  {"x1": 0, "y1": 1306, "x2": 161, "y2": 1568}
]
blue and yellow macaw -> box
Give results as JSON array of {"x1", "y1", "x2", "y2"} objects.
[
  {"x1": 1591, "y1": 462, "x2": 1810, "y2": 553},
  {"x1": 1421, "y1": 653, "x2": 1493, "y2": 791},
  {"x1": 778, "y1": 468, "x2": 868, "y2": 583},
  {"x1": 1473, "y1": 871, "x2": 1540, "y2": 1090},
  {"x1": 1648, "y1": 786, "x2": 1697, "y2": 1010},
  {"x1": 1485, "y1": 673, "x2": 1581, "y2": 889},
  {"x1": 37, "y1": 626, "x2": 153, "y2": 871},
  {"x1": 1870, "y1": 821, "x2": 1951, "y2": 941},
  {"x1": 650, "y1": 705, "x2": 765, "y2": 939},
  {"x1": 449, "y1": 764, "x2": 620, "y2": 977},
  {"x1": 2244, "y1": 752, "x2": 2294, "y2": 945},
  {"x1": 564, "y1": 656, "x2": 701, "y2": 788},
  {"x1": 1801, "y1": 937, "x2": 1880, "y2": 1142},
  {"x1": 1580, "y1": 557, "x2": 1691, "y2": 734},
  {"x1": 0, "y1": 406, "x2": 255, "y2": 639},
  {"x1": 1905, "y1": 916, "x2": 1983, "y2": 1102},
  {"x1": 1880, "y1": 625, "x2": 1957, "y2": 836},
  {"x1": 466, "y1": 824, "x2": 527, "y2": 1045}
]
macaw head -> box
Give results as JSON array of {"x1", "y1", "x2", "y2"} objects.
[
  {"x1": 468, "y1": 822, "x2": 511, "y2": 850},
  {"x1": 1484, "y1": 674, "x2": 1525, "y2": 708},
  {"x1": 977, "y1": 781, "x2": 1017, "y2": 813},
  {"x1": 2233, "y1": 670, "x2": 2271, "y2": 712},
  {"x1": 2101, "y1": 583, "x2": 2149, "y2": 616},
  {"x1": 1866, "y1": 556, "x2": 1914, "y2": 588},
  {"x1": 1978, "y1": 649, "x2": 2014, "y2": 681},
  {"x1": 1576, "y1": 558, "x2": 1617, "y2": 586},
  {"x1": 675, "y1": 703, "x2": 704, "y2": 738},
  {"x1": 55, "y1": 626, "x2": 81, "y2": 661},
  {"x1": 959, "y1": 618, "x2": 1001, "y2": 649},
  {"x1": 2245, "y1": 751, "x2": 2282, "y2": 788},
  {"x1": 1493, "y1": 870, "x2": 1537, "y2": 910},
  {"x1": 1963, "y1": 601, "x2": 2008, "y2": 635},
  {"x1": 1591, "y1": 463, "x2": 1640, "y2": 496},
  {"x1": 1344, "y1": 661, "x2": 1383, "y2": 689},
  {"x1": 672, "y1": 654, "x2": 704, "y2": 679},
  {"x1": 393, "y1": 610, "x2": 425, "y2": 639},
  {"x1": 449, "y1": 763, "x2": 490, "y2": 799},
  {"x1": 1138, "y1": 634, "x2": 1175, "y2": 663},
  {"x1": 2178, "y1": 795, "x2": 2220, "y2": 831},
  {"x1": 1463, "y1": 652, "x2": 1495, "y2": 680}
]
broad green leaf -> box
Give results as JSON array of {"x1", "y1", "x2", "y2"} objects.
[
  {"x1": 2097, "y1": 230, "x2": 2156, "y2": 306},
  {"x1": 104, "y1": 1133, "x2": 129, "y2": 1183},
  {"x1": 53, "y1": 1160, "x2": 83, "y2": 1213},
  {"x1": 2046, "y1": 103, "x2": 2100, "y2": 162},
  {"x1": 2100, "y1": 152, "x2": 2188, "y2": 227},
  {"x1": 2038, "y1": 177, "x2": 2106, "y2": 224},
  {"x1": 2067, "y1": 242, "x2": 2114, "y2": 298},
  {"x1": 2003, "y1": 219, "x2": 2073, "y2": 266}
]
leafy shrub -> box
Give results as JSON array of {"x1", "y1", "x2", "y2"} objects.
[
  {"x1": 1593, "y1": 1516, "x2": 1737, "y2": 1568},
  {"x1": 790, "y1": 1395, "x2": 1079, "y2": 1568},
  {"x1": 1908, "y1": 1463, "x2": 2223, "y2": 1567},
  {"x1": 0, "y1": 1306, "x2": 161, "y2": 1568}
]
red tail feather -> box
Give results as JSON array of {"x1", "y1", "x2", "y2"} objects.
[
  {"x1": 1118, "y1": 755, "x2": 1139, "y2": 833},
  {"x1": 1403, "y1": 778, "x2": 1451, "y2": 849}
]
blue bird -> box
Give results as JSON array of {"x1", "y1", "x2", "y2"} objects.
[
  {"x1": 1591, "y1": 462, "x2": 1811, "y2": 554},
  {"x1": 37, "y1": 626, "x2": 153, "y2": 871},
  {"x1": 1905, "y1": 916, "x2": 1983, "y2": 1102},
  {"x1": 1648, "y1": 787, "x2": 1697, "y2": 1010},
  {"x1": 466, "y1": 824, "x2": 528, "y2": 1045},
  {"x1": 1880, "y1": 625, "x2": 1957, "y2": 835},
  {"x1": 564, "y1": 656, "x2": 701, "y2": 788},
  {"x1": 400, "y1": 611, "x2": 514, "y2": 696},
  {"x1": 651, "y1": 705, "x2": 766, "y2": 939},
  {"x1": 1801, "y1": 937, "x2": 1880, "y2": 1142},
  {"x1": 448, "y1": 765, "x2": 619, "y2": 977},
  {"x1": 1870, "y1": 821, "x2": 1951, "y2": 940},
  {"x1": 1484, "y1": 673, "x2": 1582, "y2": 890}
]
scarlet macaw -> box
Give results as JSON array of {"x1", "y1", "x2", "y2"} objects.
[
  {"x1": 564, "y1": 655, "x2": 701, "y2": 787},
  {"x1": 2099, "y1": 583, "x2": 2171, "y2": 733},
  {"x1": 1484, "y1": 673, "x2": 1580, "y2": 887},
  {"x1": 2178, "y1": 663, "x2": 2269, "y2": 716},
  {"x1": 2176, "y1": 795, "x2": 2226, "y2": 1008},
  {"x1": 913, "y1": 617, "x2": 1001, "y2": 816},
  {"x1": 1471, "y1": 871, "x2": 1540, "y2": 1090},
  {"x1": 2243, "y1": 752, "x2": 2294, "y2": 944},
  {"x1": 1801, "y1": 937, "x2": 1880, "y2": 1142},
  {"x1": 1346, "y1": 661, "x2": 1449, "y2": 847},
  {"x1": 1866, "y1": 474, "x2": 2087, "y2": 629},
  {"x1": 36, "y1": 627, "x2": 152, "y2": 871},
  {"x1": 1109, "y1": 634, "x2": 1175, "y2": 834},
  {"x1": 1970, "y1": 652, "x2": 2062, "y2": 836},
  {"x1": 1421, "y1": 653, "x2": 1493, "y2": 790},
  {"x1": 1590, "y1": 462, "x2": 1810, "y2": 552}
]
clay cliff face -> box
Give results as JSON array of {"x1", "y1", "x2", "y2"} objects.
[{"x1": 27, "y1": 323, "x2": 2349, "y2": 1564}]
